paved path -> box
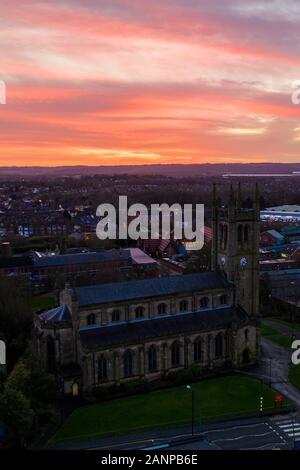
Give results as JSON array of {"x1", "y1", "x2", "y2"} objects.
[
  {"x1": 241, "y1": 319, "x2": 300, "y2": 410},
  {"x1": 263, "y1": 319, "x2": 300, "y2": 340}
]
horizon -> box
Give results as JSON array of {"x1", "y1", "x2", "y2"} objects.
[{"x1": 0, "y1": 1, "x2": 300, "y2": 166}]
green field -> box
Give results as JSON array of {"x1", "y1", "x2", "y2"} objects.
[
  {"x1": 31, "y1": 294, "x2": 56, "y2": 312},
  {"x1": 261, "y1": 324, "x2": 292, "y2": 349},
  {"x1": 289, "y1": 364, "x2": 300, "y2": 390},
  {"x1": 50, "y1": 375, "x2": 282, "y2": 446}
]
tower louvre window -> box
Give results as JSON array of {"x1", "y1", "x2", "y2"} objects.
[{"x1": 237, "y1": 224, "x2": 243, "y2": 244}]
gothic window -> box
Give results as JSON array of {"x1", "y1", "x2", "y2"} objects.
[
  {"x1": 194, "y1": 338, "x2": 202, "y2": 362},
  {"x1": 215, "y1": 333, "x2": 223, "y2": 358},
  {"x1": 123, "y1": 350, "x2": 134, "y2": 378},
  {"x1": 87, "y1": 313, "x2": 96, "y2": 325},
  {"x1": 171, "y1": 342, "x2": 180, "y2": 367},
  {"x1": 135, "y1": 306, "x2": 145, "y2": 318},
  {"x1": 46, "y1": 336, "x2": 56, "y2": 373},
  {"x1": 98, "y1": 355, "x2": 108, "y2": 382},
  {"x1": 200, "y1": 297, "x2": 209, "y2": 308},
  {"x1": 111, "y1": 310, "x2": 120, "y2": 322},
  {"x1": 157, "y1": 303, "x2": 167, "y2": 315},
  {"x1": 220, "y1": 294, "x2": 227, "y2": 305},
  {"x1": 148, "y1": 345, "x2": 157, "y2": 372},
  {"x1": 237, "y1": 224, "x2": 243, "y2": 244},
  {"x1": 179, "y1": 299, "x2": 188, "y2": 312}
]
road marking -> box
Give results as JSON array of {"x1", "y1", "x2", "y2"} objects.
[
  {"x1": 287, "y1": 431, "x2": 300, "y2": 437},
  {"x1": 212, "y1": 431, "x2": 274, "y2": 443},
  {"x1": 272, "y1": 417, "x2": 300, "y2": 442},
  {"x1": 242, "y1": 442, "x2": 286, "y2": 450},
  {"x1": 203, "y1": 423, "x2": 267, "y2": 435}
]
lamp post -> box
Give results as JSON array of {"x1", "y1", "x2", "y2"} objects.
[{"x1": 186, "y1": 385, "x2": 195, "y2": 435}]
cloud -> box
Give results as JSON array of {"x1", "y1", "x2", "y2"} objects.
[{"x1": 0, "y1": 0, "x2": 300, "y2": 165}]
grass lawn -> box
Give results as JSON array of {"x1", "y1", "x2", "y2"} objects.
[
  {"x1": 261, "y1": 324, "x2": 292, "y2": 349},
  {"x1": 289, "y1": 364, "x2": 300, "y2": 390},
  {"x1": 31, "y1": 294, "x2": 56, "y2": 312},
  {"x1": 50, "y1": 375, "x2": 282, "y2": 446}
]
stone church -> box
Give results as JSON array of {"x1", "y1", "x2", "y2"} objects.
[{"x1": 34, "y1": 185, "x2": 260, "y2": 396}]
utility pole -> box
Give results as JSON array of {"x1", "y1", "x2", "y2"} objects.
[{"x1": 186, "y1": 385, "x2": 195, "y2": 435}]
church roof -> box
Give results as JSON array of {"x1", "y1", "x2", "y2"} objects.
[
  {"x1": 79, "y1": 305, "x2": 247, "y2": 349},
  {"x1": 75, "y1": 271, "x2": 228, "y2": 307},
  {"x1": 39, "y1": 304, "x2": 72, "y2": 322}
]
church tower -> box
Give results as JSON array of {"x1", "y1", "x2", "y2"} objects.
[{"x1": 211, "y1": 183, "x2": 260, "y2": 317}]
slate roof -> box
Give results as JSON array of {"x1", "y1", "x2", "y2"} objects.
[
  {"x1": 33, "y1": 249, "x2": 130, "y2": 268},
  {"x1": 39, "y1": 304, "x2": 72, "y2": 322},
  {"x1": 0, "y1": 256, "x2": 32, "y2": 268},
  {"x1": 79, "y1": 305, "x2": 247, "y2": 349},
  {"x1": 75, "y1": 271, "x2": 228, "y2": 307}
]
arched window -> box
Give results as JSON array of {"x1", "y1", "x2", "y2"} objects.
[
  {"x1": 124, "y1": 350, "x2": 134, "y2": 378},
  {"x1": 148, "y1": 345, "x2": 157, "y2": 372},
  {"x1": 98, "y1": 355, "x2": 107, "y2": 382},
  {"x1": 179, "y1": 299, "x2": 188, "y2": 312},
  {"x1": 171, "y1": 342, "x2": 180, "y2": 367},
  {"x1": 47, "y1": 336, "x2": 56, "y2": 373},
  {"x1": 194, "y1": 338, "x2": 202, "y2": 362},
  {"x1": 87, "y1": 313, "x2": 96, "y2": 325},
  {"x1": 237, "y1": 224, "x2": 243, "y2": 244},
  {"x1": 244, "y1": 225, "x2": 249, "y2": 243},
  {"x1": 157, "y1": 303, "x2": 167, "y2": 315},
  {"x1": 220, "y1": 294, "x2": 227, "y2": 305},
  {"x1": 111, "y1": 310, "x2": 120, "y2": 322},
  {"x1": 245, "y1": 329, "x2": 249, "y2": 342},
  {"x1": 215, "y1": 333, "x2": 223, "y2": 358},
  {"x1": 200, "y1": 297, "x2": 209, "y2": 308},
  {"x1": 135, "y1": 306, "x2": 145, "y2": 319}
]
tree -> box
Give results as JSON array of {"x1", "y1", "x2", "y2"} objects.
[
  {"x1": 3, "y1": 350, "x2": 59, "y2": 445},
  {"x1": 0, "y1": 275, "x2": 32, "y2": 370},
  {"x1": 0, "y1": 388, "x2": 34, "y2": 448}
]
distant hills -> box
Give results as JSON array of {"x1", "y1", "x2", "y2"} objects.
[{"x1": 0, "y1": 163, "x2": 300, "y2": 179}]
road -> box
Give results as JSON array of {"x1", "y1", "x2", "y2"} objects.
[{"x1": 85, "y1": 416, "x2": 294, "y2": 450}]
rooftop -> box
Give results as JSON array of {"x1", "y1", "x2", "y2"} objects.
[
  {"x1": 33, "y1": 249, "x2": 131, "y2": 268},
  {"x1": 79, "y1": 305, "x2": 247, "y2": 349},
  {"x1": 75, "y1": 271, "x2": 228, "y2": 307},
  {"x1": 39, "y1": 304, "x2": 71, "y2": 322}
]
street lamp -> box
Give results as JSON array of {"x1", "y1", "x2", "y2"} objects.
[{"x1": 186, "y1": 385, "x2": 195, "y2": 436}]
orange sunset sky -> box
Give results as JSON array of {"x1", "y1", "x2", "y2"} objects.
[{"x1": 0, "y1": 0, "x2": 300, "y2": 166}]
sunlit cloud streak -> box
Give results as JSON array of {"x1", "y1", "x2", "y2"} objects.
[{"x1": 0, "y1": 0, "x2": 300, "y2": 165}]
